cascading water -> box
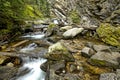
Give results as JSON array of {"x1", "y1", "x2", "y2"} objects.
[
  {"x1": 16, "y1": 57, "x2": 47, "y2": 80},
  {"x1": 12, "y1": 23, "x2": 49, "y2": 80},
  {"x1": 12, "y1": 42, "x2": 47, "y2": 80}
]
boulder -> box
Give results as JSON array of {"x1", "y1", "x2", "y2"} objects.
[
  {"x1": 60, "y1": 26, "x2": 72, "y2": 31},
  {"x1": 93, "y1": 45, "x2": 110, "y2": 52},
  {"x1": 45, "y1": 42, "x2": 74, "y2": 61},
  {"x1": 63, "y1": 28, "x2": 84, "y2": 38},
  {"x1": 81, "y1": 47, "x2": 95, "y2": 58},
  {"x1": 89, "y1": 51, "x2": 120, "y2": 68},
  {"x1": 96, "y1": 23, "x2": 120, "y2": 47},
  {"x1": 100, "y1": 73, "x2": 117, "y2": 80}
]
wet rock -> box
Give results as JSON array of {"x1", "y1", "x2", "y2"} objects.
[
  {"x1": 60, "y1": 26, "x2": 72, "y2": 31},
  {"x1": 0, "y1": 66, "x2": 18, "y2": 80},
  {"x1": 89, "y1": 51, "x2": 120, "y2": 68},
  {"x1": 93, "y1": 45, "x2": 110, "y2": 52},
  {"x1": 45, "y1": 42, "x2": 74, "y2": 61},
  {"x1": 40, "y1": 61, "x2": 48, "y2": 72},
  {"x1": 100, "y1": 73, "x2": 117, "y2": 80},
  {"x1": 0, "y1": 56, "x2": 11, "y2": 65},
  {"x1": 81, "y1": 47, "x2": 95, "y2": 58},
  {"x1": 14, "y1": 67, "x2": 31, "y2": 77},
  {"x1": 6, "y1": 62, "x2": 14, "y2": 67},
  {"x1": 63, "y1": 28, "x2": 84, "y2": 38},
  {"x1": 116, "y1": 69, "x2": 120, "y2": 80}
]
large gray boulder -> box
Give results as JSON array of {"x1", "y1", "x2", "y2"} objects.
[
  {"x1": 89, "y1": 51, "x2": 120, "y2": 68},
  {"x1": 63, "y1": 28, "x2": 84, "y2": 38},
  {"x1": 93, "y1": 45, "x2": 110, "y2": 52}
]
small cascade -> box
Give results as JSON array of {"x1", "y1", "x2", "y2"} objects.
[
  {"x1": 19, "y1": 43, "x2": 37, "y2": 53},
  {"x1": 15, "y1": 57, "x2": 47, "y2": 80},
  {"x1": 22, "y1": 33, "x2": 45, "y2": 39}
]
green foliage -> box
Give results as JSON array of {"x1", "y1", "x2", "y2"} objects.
[
  {"x1": 38, "y1": 0, "x2": 50, "y2": 17},
  {"x1": 97, "y1": 23, "x2": 120, "y2": 47},
  {"x1": 69, "y1": 10, "x2": 80, "y2": 24}
]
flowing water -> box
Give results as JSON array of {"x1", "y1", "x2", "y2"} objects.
[
  {"x1": 13, "y1": 24, "x2": 48, "y2": 80},
  {"x1": 16, "y1": 57, "x2": 47, "y2": 80}
]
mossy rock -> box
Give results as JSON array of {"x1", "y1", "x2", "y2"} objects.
[
  {"x1": 96, "y1": 23, "x2": 120, "y2": 47},
  {"x1": 45, "y1": 42, "x2": 74, "y2": 61}
]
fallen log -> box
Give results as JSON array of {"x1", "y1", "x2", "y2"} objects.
[{"x1": 12, "y1": 40, "x2": 29, "y2": 48}]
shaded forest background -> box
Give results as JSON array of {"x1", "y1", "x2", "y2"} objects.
[{"x1": 0, "y1": 0, "x2": 50, "y2": 41}]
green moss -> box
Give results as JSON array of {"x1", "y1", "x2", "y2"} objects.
[
  {"x1": 69, "y1": 10, "x2": 80, "y2": 24},
  {"x1": 90, "y1": 59, "x2": 106, "y2": 66},
  {"x1": 48, "y1": 23, "x2": 56, "y2": 29},
  {"x1": 97, "y1": 23, "x2": 120, "y2": 47},
  {"x1": 23, "y1": 5, "x2": 43, "y2": 19}
]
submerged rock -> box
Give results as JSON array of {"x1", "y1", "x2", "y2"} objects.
[{"x1": 63, "y1": 28, "x2": 84, "y2": 38}]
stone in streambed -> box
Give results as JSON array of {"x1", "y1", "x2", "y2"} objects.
[
  {"x1": 89, "y1": 51, "x2": 120, "y2": 68},
  {"x1": 93, "y1": 45, "x2": 110, "y2": 52},
  {"x1": 81, "y1": 47, "x2": 95, "y2": 58},
  {"x1": 63, "y1": 28, "x2": 84, "y2": 38}
]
